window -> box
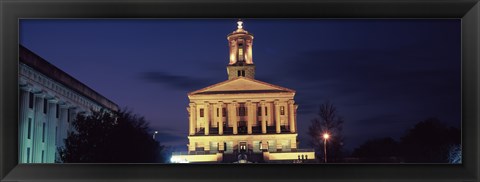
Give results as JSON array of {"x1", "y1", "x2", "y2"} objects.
[
  {"x1": 67, "y1": 109, "x2": 70, "y2": 122},
  {"x1": 41, "y1": 150, "x2": 44, "y2": 163},
  {"x1": 222, "y1": 108, "x2": 226, "y2": 117},
  {"x1": 257, "y1": 107, "x2": 262, "y2": 116},
  {"x1": 27, "y1": 118, "x2": 32, "y2": 139},
  {"x1": 237, "y1": 70, "x2": 241, "y2": 76},
  {"x1": 280, "y1": 106, "x2": 285, "y2": 115},
  {"x1": 265, "y1": 107, "x2": 268, "y2": 116},
  {"x1": 200, "y1": 109, "x2": 204, "y2": 117},
  {"x1": 242, "y1": 70, "x2": 245, "y2": 77},
  {"x1": 217, "y1": 108, "x2": 219, "y2": 117},
  {"x1": 43, "y1": 98, "x2": 47, "y2": 114},
  {"x1": 26, "y1": 147, "x2": 30, "y2": 163},
  {"x1": 42, "y1": 122, "x2": 46, "y2": 143},
  {"x1": 238, "y1": 48, "x2": 244, "y2": 61},
  {"x1": 28, "y1": 92, "x2": 34, "y2": 109},
  {"x1": 56, "y1": 104, "x2": 59, "y2": 118},
  {"x1": 239, "y1": 107, "x2": 246, "y2": 116}
]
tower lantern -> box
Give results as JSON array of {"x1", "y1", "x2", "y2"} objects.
[{"x1": 226, "y1": 19, "x2": 255, "y2": 80}]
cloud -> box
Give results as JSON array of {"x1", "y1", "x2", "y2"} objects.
[{"x1": 138, "y1": 71, "x2": 213, "y2": 90}]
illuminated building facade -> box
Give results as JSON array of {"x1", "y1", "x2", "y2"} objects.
[
  {"x1": 172, "y1": 20, "x2": 315, "y2": 163},
  {"x1": 18, "y1": 45, "x2": 119, "y2": 163}
]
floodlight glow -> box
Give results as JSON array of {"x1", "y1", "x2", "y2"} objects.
[{"x1": 323, "y1": 133, "x2": 330, "y2": 139}]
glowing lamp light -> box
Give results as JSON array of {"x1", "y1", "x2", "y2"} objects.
[
  {"x1": 323, "y1": 133, "x2": 330, "y2": 140},
  {"x1": 170, "y1": 156, "x2": 189, "y2": 163}
]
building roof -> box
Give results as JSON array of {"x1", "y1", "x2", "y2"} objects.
[
  {"x1": 19, "y1": 45, "x2": 119, "y2": 112},
  {"x1": 188, "y1": 77, "x2": 295, "y2": 96}
]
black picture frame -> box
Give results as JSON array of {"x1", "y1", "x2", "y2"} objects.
[{"x1": 1, "y1": 0, "x2": 479, "y2": 181}]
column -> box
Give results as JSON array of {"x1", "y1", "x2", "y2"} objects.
[
  {"x1": 260, "y1": 101, "x2": 267, "y2": 134},
  {"x1": 230, "y1": 102, "x2": 238, "y2": 134},
  {"x1": 274, "y1": 101, "x2": 281, "y2": 133},
  {"x1": 288, "y1": 100, "x2": 296, "y2": 133},
  {"x1": 19, "y1": 86, "x2": 31, "y2": 163},
  {"x1": 46, "y1": 98, "x2": 58, "y2": 163},
  {"x1": 246, "y1": 101, "x2": 253, "y2": 134},
  {"x1": 57, "y1": 104, "x2": 68, "y2": 152},
  {"x1": 188, "y1": 103, "x2": 196, "y2": 135},
  {"x1": 218, "y1": 102, "x2": 224, "y2": 135},
  {"x1": 204, "y1": 102, "x2": 210, "y2": 135},
  {"x1": 32, "y1": 92, "x2": 45, "y2": 163}
]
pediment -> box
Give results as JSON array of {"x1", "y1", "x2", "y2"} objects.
[{"x1": 189, "y1": 77, "x2": 295, "y2": 95}]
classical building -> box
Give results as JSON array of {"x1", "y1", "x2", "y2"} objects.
[
  {"x1": 171, "y1": 20, "x2": 315, "y2": 163},
  {"x1": 18, "y1": 45, "x2": 119, "y2": 163}
]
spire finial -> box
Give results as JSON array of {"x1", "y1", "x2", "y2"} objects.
[{"x1": 237, "y1": 19, "x2": 243, "y2": 29}]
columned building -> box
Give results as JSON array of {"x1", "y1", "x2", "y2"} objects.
[
  {"x1": 18, "y1": 45, "x2": 119, "y2": 163},
  {"x1": 172, "y1": 20, "x2": 314, "y2": 163}
]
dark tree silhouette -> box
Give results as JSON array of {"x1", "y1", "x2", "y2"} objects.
[
  {"x1": 400, "y1": 118, "x2": 460, "y2": 163},
  {"x1": 58, "y1": 109, "x2": 165, "y2": 163},
  {"x1": 308, "y1": 101, "x2": 344, "y2": 163},
  {"x1": 352, "y1": 137, "x2": 400, "y2": 162}
]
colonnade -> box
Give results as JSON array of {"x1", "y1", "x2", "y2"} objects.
[
  {"x1": 19, "y1": 86, "x2": 79, "y2": 163},
  {"x1": 188, "y1": 100, "x2": 297, "y2": 136}
]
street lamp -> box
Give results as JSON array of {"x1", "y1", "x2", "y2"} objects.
[
  {"x1": 323, "y1": 133, "x2": 330, "y2": 163},
  {"x1": 153, "y1": 131, "x2": 158, "y2": 140}
]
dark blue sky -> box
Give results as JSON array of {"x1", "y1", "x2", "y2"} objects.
[{"x1": 19, "y1": 19, "x2": 461, "y2": 152}]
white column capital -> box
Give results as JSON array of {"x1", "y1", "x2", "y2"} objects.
[
  {"x1": 19, "y1": 83, "x2": 33, "y2": 92},
  {"x1": 288, "y1": 100, "x2": 295, "y2": 105},
  {"x1": 189, "y1": 103, "x2": 196, "y2": 107},
  {"x1": 47, "y1": 97, "x2": 60, "y2": 104},
  {"x1": 33, "y1": 90, "x2": 47, "y2": 98},
  {"x1": 274, "y1": 100, "x2": 280, "y2": 105}
]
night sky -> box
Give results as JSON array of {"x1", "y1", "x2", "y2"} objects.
[{"x1": 19, "y1": 19, "x2": 461, "y2": 152}]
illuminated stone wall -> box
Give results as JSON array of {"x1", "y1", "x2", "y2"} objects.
[{"x1": 18, "y1": 46, "x2": 118, "y2": 163}]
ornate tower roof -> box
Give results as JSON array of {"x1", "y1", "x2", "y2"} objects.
[{"x1": 226, "y1": 19, "x2": 255, "y2": 80}]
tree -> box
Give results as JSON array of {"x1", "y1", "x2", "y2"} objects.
[
  {"x1": 351, "y1": 137, "x2": 400, "y2": 162},
  {"x1": 58, "y1": 109, "x2": 165, "y2": 163},
  {"x1": 399, "y1": 118, "x2": 460, "y2": 163},
  {"x1": 308, "y1": 101, "x2": 344, "y2": 162},
  {"x1": 448, "y1": 144, "x2": 462, "y2": 164}
]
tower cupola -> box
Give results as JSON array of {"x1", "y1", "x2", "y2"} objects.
[{"x1": 226, "y1": 19, "x2": 255, "y2": 80}]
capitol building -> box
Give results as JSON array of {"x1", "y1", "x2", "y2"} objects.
[
  {"x1": 18, "y1": 45, "x2": 118, "y2": 163},
  {"x1": 171, "y1": 20, "x2": 315, "y2": 163}
]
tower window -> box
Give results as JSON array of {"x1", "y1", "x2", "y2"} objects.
[
  {"x1": 238, "y1": 48, "x2": 244, "y2": 61},
  {"x1": 217, "y1": 108, "x2": 219, "y2": 117},
  {"x1": 200, "y1": 109, "x2": 204, "y2": 117},
  {"x1": 222, "y1": 108, "x2": 227, "y2": 117},
  {"x1": 265, "y1": 107, "x2": 268, "y2": 116},
  {"x1": 257, "y1": 107, "x2": 262, "y2": 116},
  {"x1": 280, "y1": 106, "x2": 285, "y2": 115},
  {"x1": 237, "y1": 70, "x2": 246, "y2": 77},
  {"x1": 29, "y1": 92, "x2": 34, "y2": 109},
  {"x1": 41, "y1": 150, "x2": 44, "y2": 163}
]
